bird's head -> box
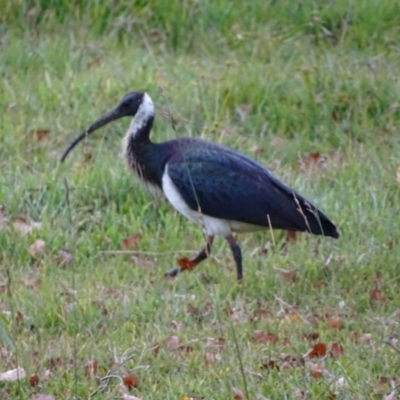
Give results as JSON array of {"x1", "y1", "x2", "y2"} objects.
[{"x1": 60, "y1": 91, "x2": 154, "y2": 162}]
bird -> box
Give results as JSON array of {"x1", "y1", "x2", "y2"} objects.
[{"x1": 61, "y1": 91, "x2": 339, "y2": 281}]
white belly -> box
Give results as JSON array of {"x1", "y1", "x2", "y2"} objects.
[{"x1": 162, "y1": 165, "x2": 263, "y2": 237}]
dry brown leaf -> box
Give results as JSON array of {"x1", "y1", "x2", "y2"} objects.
[
  {"x1": 330, "y1": 342, "x2": 344, "y2": 358},
  {"x1": 85, "y1": 359, "x2": 98, "y2": 378},
  {"x1": 164, "y1": 335, "x2": 180, "y2": 350},
  {"x1": 253, "y1": 330, "x2": 279, "y2": 345},
  {"x1": 29, "y1": 374, "x2": 40, "y2": 387},
  {"x1": 360, "y1": 333, "x2": 372, "y2": 342},
  {"x1": 118, "y1": 388, "x2": 142, "y2": 400},
  {"x1": 251, "y1": 145, "x2": 265, "y2": 155},
  {"x1": 293, "y1": 388, "x2": 308, "y2": 399},
  {"x1": 0, "y1": 367, "x2": 26, "y2": 381},
  {"x1": 261, "y1": 360, "x2": 279, "y2": 371},
  {"x1": 303, "y1": 332, "x2": 320, "y2": 341},
  {"x1": 299, "y1": 152, "x2": 327, "y2": 172},
  {"x1": 331, "y1": 110, "x2": 339, "y2": 122},
  {"x1": 29, "y1": 129, "x2": 50, "y2": 141},
  {"x1": 30, "y1": 395, "x2": 56, "y2": 400},
  {"x1": 121, "y1": 233, "x2": 141, "y2": 250},
  {"x1": 229, "y1": 307, "x2": 243, "y2": 321},
  {"x1": 384, "y1": 389, "x2": 398, "y2": 400},
  {"x1": 232, "y1": 387, "x2": 244, "y2": 400},
  {"x1": 327, "y1": 316, "x2": 344, "y2": 330},
  {"x1": 307, "y1": 343, "x2": 327, "y2": 358},
  {"x1": 29, "y1": 239, "x2": 46, "y2": 258},
  {"x1": 308, "y1": 362, "x2": 323, "y2": 378},
  {"x1": 206, "y1": 337, "x2": 226, "y2": 351},
  {"x1": 171, "y1": 320, "x2": 185, "y2": 330},
  {"x1": 55, "y1": 248, "x2": 74, "y2": 267},
  {"x1": 13, "y1": 216, "x2": 41, "y2": 234},
  {"x1": 22, "y1": 277, "x2": 41, "y2": 289},
  {"x1": 123, "y1": 372, "x2": 139, "y2": 389},
  {"x1": 370, "y1": 288, "x2": 388, "y2": 305},
  {"x1": 252, "y1": 308, "x2": 273, "y2": 321},
  {"x1": 204, "y1": 352, "x2": 220, "y2": 366},
  {"x1": 276, "y1": 268, "x2": 297, "y2": 283}
]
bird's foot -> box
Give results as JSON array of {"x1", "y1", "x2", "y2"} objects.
[
  {"x1": 176, "y1": 257, "x2": 198, "y2": 271},
  {"x1": 164, "y1": 257, "x2": 198, "y2": 278}
]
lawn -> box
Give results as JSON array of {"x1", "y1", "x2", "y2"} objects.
[{"x1": 0, "y1": 1, "x2": 400, "y2": 399}]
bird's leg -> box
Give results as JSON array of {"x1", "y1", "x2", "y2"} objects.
[
  {"x1": 165, "y1": 236, "x2": 214, "y2": 277},
  {"x1": 226, "y1": 235, "x2": 243, "y2": 281}
]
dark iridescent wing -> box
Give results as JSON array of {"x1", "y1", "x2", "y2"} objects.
[{"x1": 165, "y1": 139, "x2": 338, "y2": 237}]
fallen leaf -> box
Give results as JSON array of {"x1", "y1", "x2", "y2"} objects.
[
  {"x1": 253, "y1": 330, "x2": 279, "y2": 345},
  {"x1": 204, "y1": 352, "x2": 220, "y2": 366},
  {"x1": 370, "y1": 288, "x2": 388, "y2": 305},
  {"x1": 252, "y1": 309, "x2": 273, "y2": 321},
  {"x1": 123, "y1": 372, "x2": 139, "y2": 389},
  {"x1": 15, "y1": 311, "x2": 24, "y2": 323},
  {"x1": 232, "y1": 387, "x2": 244, "y2": 400},
  {"x1": 335, "y1": 376, "x2": 346, "y2": 390},
  {"x1": 29, "y1": 129, "x2": 50, "y2": 141},
  {"x1": 251, "y1": 145, "x2": 265, "y2": 155},
  {"x1": 85, "y1": 359, "x2": 98, "y2": 378},
  {"x1": 327, "y1": 316, "x2": 344, "y2": 330},
  {"x1": 276, "y1": 268, "x2": 297, "y2": 283},
  {"x1": 206, "y1": 337, "x2": 226, "y2": 353},
  {"x1": 262, "y1": 360, "x2": 279, "y2": 371},
  {"x1": 330, "y1": 342, "x2": 344, "y2": 358},
  {"x1": 293, "y1": 388, "x2": 307, "y2": 399},
  {"x1": 164, "y1": 335, "x2": 180, "y2": 350},
  {"x1": 384, "y1": 389, "x2": 398, "y2": 400},
  {"x1": 284, "y1": 230, "x2": 297, "y2": 243},
  {"x1": 54, "y1": 248, "x2": 74, "y2": 267},
  {"x1": 308, "y1": 362, "x2": 323, "y2": 378},
  {"x1": 104, "y1": 287, "x2": 122, "y2": 298},
  {"x1": 177, "y1": 344, "x2": 194, "y2": 354},
  {"x1": 360, "y1": 333, "x2": 372, "y2": 342},
  {"x1": 30, "y1": 395, "x2": 56, "y2": 400},
  {"x1": 299, "y1": 152, "x2": 327, "y2": 172},
  {"x1": 331, "y1": 110, "x2": 339, "y2": 122},
  {"x1": 303, "y1": 332, "x2": 320, "y2": 341},
  {"x1": 92, "y1": 300, "x2": 108, "y2": 316},
  {"x1": 118, "y1": 388, "x2": 142, "y2": 400},
  {"x1": 307, "y1": 343, "x2": 327, "y2": 358},
  {"x1": 22, "y1": 277, "x2": 41, "y2": 289},
  {"x1": 229, "y1": 307, "x2": 243, "y2": 321},
  {"x1": 13, "y1": 216, "x2": 41, "y2": 235},
  {"x1": 121, "y1": 233, "x2": 141, "y2": 250},
  {"x1": 29, "y1": 374, "x2": 40, "y2": 387},
  {"x1": 29, "y1": 239, "x2": 46, "y2": 258},
  {"x1": 0, "y1": 367, "x2": 26, "y2": 381}
]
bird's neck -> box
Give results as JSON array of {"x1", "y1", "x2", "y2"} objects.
[{"x1": 123, "y1": 113, "x2": 163, "y2": 188}]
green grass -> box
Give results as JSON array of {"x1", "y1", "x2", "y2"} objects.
[{"x1": 0, "y1": 1, "x2": 400, "y2": 399}]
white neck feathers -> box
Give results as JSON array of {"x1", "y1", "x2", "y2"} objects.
[{"x1": 128, "y1": 93, "x2": 154, "y2": 138}]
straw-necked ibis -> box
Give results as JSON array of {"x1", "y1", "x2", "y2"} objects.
[{"x1": 61, "y1": 92, "x2": 339, "y2": 280}]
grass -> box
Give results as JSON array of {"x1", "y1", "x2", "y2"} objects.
[{"x1": 0, "y1": 1, "x2": 400, "y2": 398}]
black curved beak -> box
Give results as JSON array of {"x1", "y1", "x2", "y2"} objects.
[{"x1": 60, "y1": 106, "x2": 122, "y2": 162}]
